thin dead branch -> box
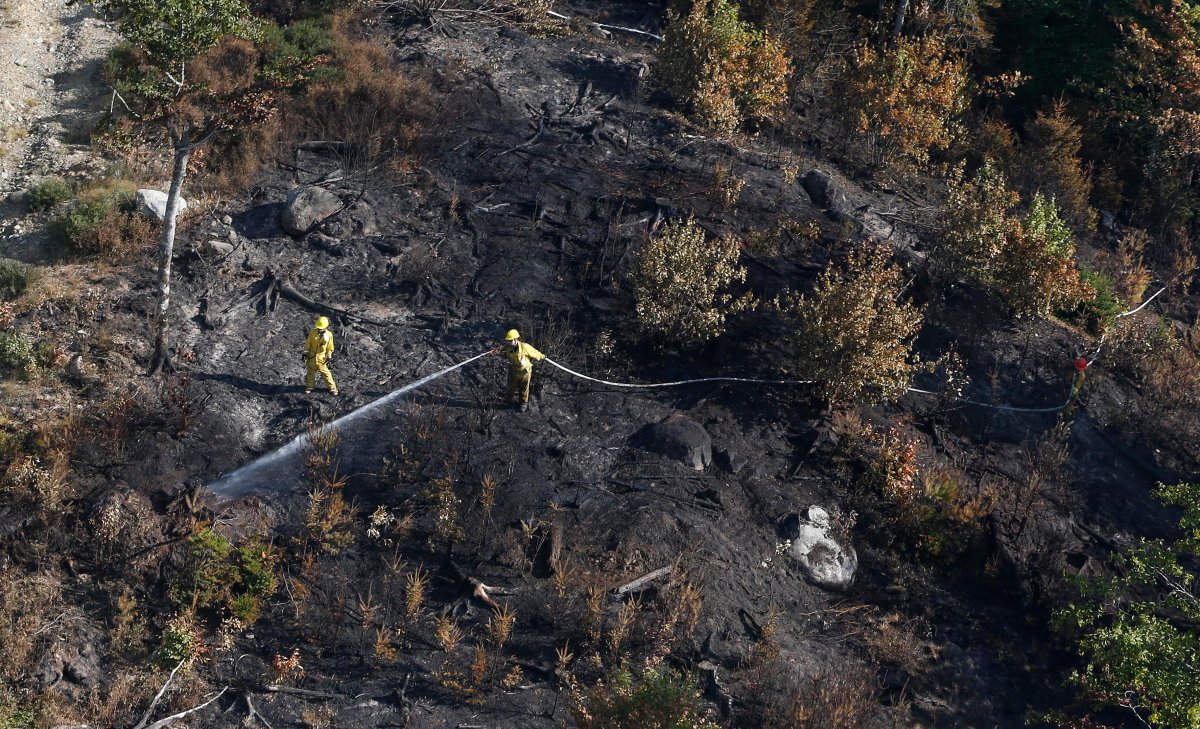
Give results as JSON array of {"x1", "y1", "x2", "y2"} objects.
[
  {"x1": 133, "y1": 660, "x2": 228, "y2": 729},
  {"x1": 612, "y1": 565, "x2": 673, "y2": 597},
  {"x1": 132, "y1": 659, "x2": 185, "y2": 729},
  {"x1": 245, "y1": 693, "x2": 274, "y2": 729},
  {"x1": 260, "y1": 685, "x2": 347, "y2": 699},
  {"x1": 546, "y1": 9, "x2": 663, "y2": 40},
  {"x1": 493, "y1": 114, "x2": 546, "y2": 159}
]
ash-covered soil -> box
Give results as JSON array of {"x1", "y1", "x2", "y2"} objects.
[{"x1": 9, "y1": 2, "x2": 1196, "y2": 728}]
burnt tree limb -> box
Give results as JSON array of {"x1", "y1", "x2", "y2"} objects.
[{"x1": 254, "y1": 270, "x2": 388, "y2": 326}]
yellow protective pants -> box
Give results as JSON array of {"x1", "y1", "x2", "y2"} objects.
[
  {"x1": 306, "y1": 356, "x2": 337, "y2": 393},
  {"x1": 506, "y1": 368, "x2": 531, "y2": 403}
]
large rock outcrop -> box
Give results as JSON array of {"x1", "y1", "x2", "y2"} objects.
[
  {"x1": 800, "y1": 169, "x2": 852, "y2": 218},
  {"x1": 281, "y1": 186, "x2": 343, "y2": 236}
]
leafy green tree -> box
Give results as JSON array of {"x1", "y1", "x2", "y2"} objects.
[
  {"x1": 1057, "y1": 482, "x2": 1200, "y2": 728},
  {"x1": 95, "y1": 0, "x2": 266, "y2": 373}
]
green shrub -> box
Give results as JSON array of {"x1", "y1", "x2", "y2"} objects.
[
  {"x1": 630, "y1": 216, "x2": 753, "y2": 346},
  {"x1": 157, "y1": 611, "x2": 204, "y2": 667},
  {"x1": 996, "y1": 193, "x2": 1093, "y2": 317},
  {"x1": 570, "y1": 664, "x2": 719, "y2": 729},
  {"x1": 168, "y1": 527, "x2": 278, "y2": 623},
  {"x1": 103, "y1": 41, "x2": 168, "y2": 104},
  {"x1": 169, "y1": 527, "x2": 233, "y2": 612},
  {"x1": 1056, "y1": 482, "x2": 1200, "y2": 728},
  {"x1": 229, "y1": 594, "x2": 261, "y2": 624},
  {"x1": 25, "y1": 176, "x2": 75, "y2": 211},
  {"x1": 259, "y1": 16, "x2": 338, "y2": 81},
  {"x1": 0, "y1": 693, "x2": 34, "y2": 729},
  {"x1": 235, "y1": 543, "x2": 279, "y2": 596},
  {"x1": 1070, "y1": 269, "x2": 1122, "y2": 334},
  {"x1": 1022, "y1": 192, "x2": 1073, "y2": 257},
  {"x1": 0, "y1": 332, "x2": 35, "y2": 376},
  {"x1": 937, "y1": 165, "x2": 1092, "y2": 316},
  {"x1": 0, "y1": 258, "x2": 35, "y2": 300},
  {"x1": 657, "y1": 0, "x2": 791, "y2": 133},
  {"x1": 48, "y1": 182, "x2": 156, "y2": 259}
]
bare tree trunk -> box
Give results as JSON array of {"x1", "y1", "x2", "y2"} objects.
[
  {"x1": 149, "y1": 129, "x2": 190, "y2": 375},
  {"x1": 889, "y1": 0, "x2": 910, "y2": 48}
]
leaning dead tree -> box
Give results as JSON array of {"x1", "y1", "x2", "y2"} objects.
[{"x1": 131, "y1": 659, "x2": 229, "y2": 729}]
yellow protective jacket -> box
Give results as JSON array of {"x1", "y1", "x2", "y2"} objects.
[
  {"x1": 505, "y1": 341, "x2": 543, "y2": 373},
  {"x1": 305, "y1": 327, "x2": 335, "y2": 362}
]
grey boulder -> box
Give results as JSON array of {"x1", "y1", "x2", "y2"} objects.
[
  {"x1": 201, "y1": 239, "x2": 235, "y2": 257},
  {"x1": 800, "y1": 169, "x2": 851, "y2": 217},
  {"x1": 641, "y1": 414, "x2": 712, "y2": 471},
  {"x1": 282, "y1": 186, "x2": 343, "y2": 236}
]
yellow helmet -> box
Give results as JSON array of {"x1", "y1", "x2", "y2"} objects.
[
  {"x1": 315, "y1": 316, "x2": 330, "y2": 330},
  {"x1": 505, "y1": 329, "x2": 520, "y2": 341}
]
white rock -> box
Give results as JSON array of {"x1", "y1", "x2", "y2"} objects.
[
  {"x1": 786, "y1": 505, "x2": 857, "y2": 591},
  {"x1": 136, "y1": 189, "x2": 188, "y2": 221}
]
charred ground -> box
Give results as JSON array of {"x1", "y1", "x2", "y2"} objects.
[{"x1": 0, "y1": 1, "x2": 1197, "y2": 728}]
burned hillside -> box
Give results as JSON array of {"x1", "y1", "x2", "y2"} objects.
[{"x1": 0, "y1": 0, "x2": 1198, "y2": 728}]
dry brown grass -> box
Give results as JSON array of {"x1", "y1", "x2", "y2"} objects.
[
  {"x1": 282, "y1": 32, "x2": 444, "y2": 180},
  {"x1": 84, "y1": 667, "x2": 157, "y2": 727},
  {"x1": 0, "y1": 571, "x2": 64, "y2": 683},
  {"x1": 761, "y1": 662, "x2": 881, "y2": 729}
]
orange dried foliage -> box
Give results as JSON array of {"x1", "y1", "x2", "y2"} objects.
[{"x1": 836, "y1": 33, "x2": 969, "y2": 173}]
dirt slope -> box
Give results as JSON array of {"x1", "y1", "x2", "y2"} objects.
[{"x1": 0, "y1": 0, "x2": 115, "y2": 246}]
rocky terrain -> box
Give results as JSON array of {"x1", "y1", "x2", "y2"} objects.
[
  {"x1": 0, "y1": 0, "x2": 1197, "y2": 728},
  {"x1": 0, "y1": 0, "x2": 115, "y2": 242}
]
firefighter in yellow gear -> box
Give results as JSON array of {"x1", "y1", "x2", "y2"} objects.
[
  {"x1": 304, "y1": 316, "x2": 338, "y2": 395},
  {"x1": 502, "y1": 329, "x2": 543, "y2": 411}
]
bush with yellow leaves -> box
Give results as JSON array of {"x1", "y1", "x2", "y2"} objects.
[
  {"x1": 835, "y1": 33, "x2": 968, "y2": 173},
  {"x1": 631, "y1": 217, "x2": 753, "y2": 346},
  {"x1": 777, "y1": 239, "x2": 923, "y2": 404},
  {"x1": 997, "y1": 193, "x2": 1094, "y2": 317},
  {"x1": 657, "y1": 0, "x2": 790, "y2": 134},
  {"x1": 937, "y1": 162, "x2": 1093, "y2": 316}
]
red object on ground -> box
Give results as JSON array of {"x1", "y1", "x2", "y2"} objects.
[{"x1": 1075, "y1": 357, "x2": 1088, "y2": 372}]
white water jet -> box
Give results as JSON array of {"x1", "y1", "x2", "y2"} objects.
[{"x1": 207, "y1": 350, "x2": 493, "y2": 499}]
